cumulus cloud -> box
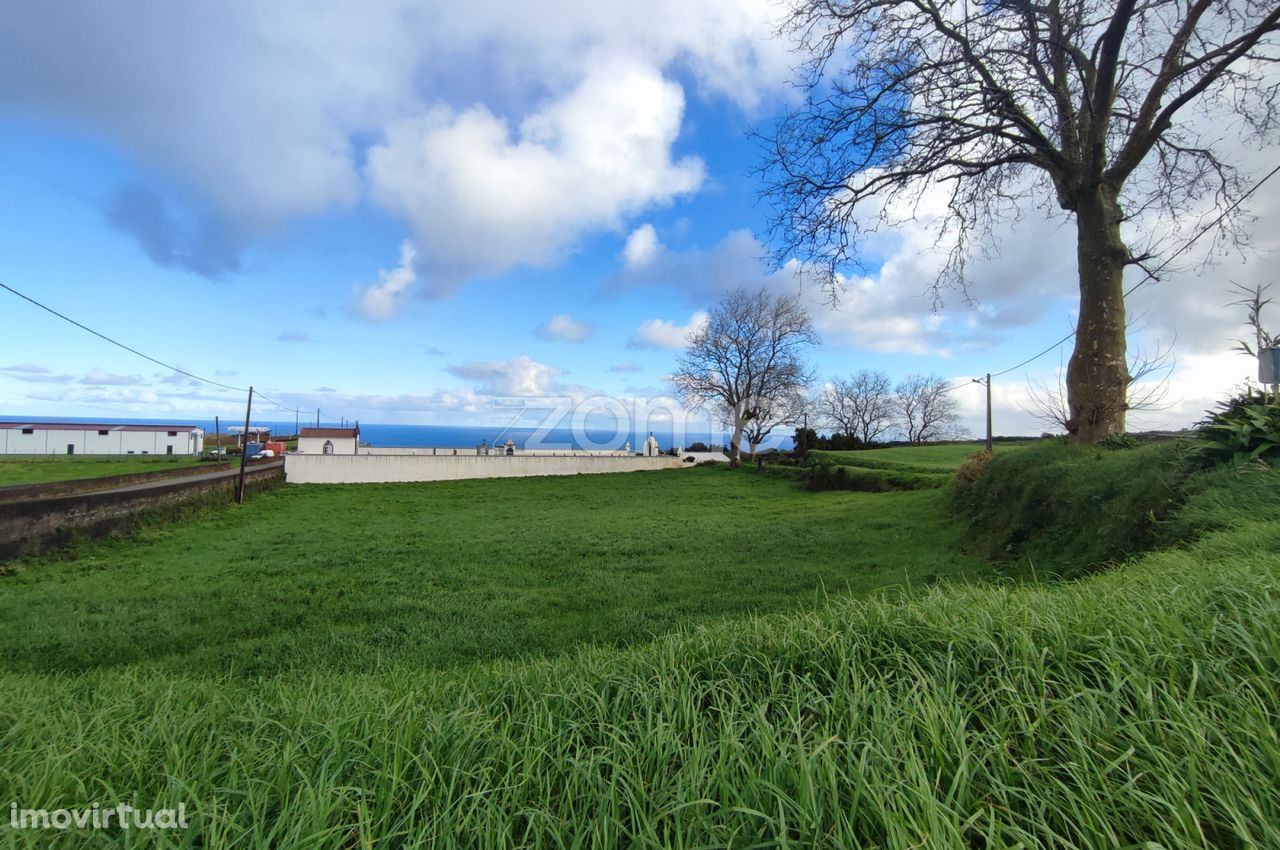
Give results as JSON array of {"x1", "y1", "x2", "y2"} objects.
[
  {"x1": 366, "y1": 63, "x2": 704, "y2": 297},
  {"x1": 312, "y1": 385, "x2": 337, "y2": 393},
  {"x1": 628, "y1": 311, "x2": 709, "y2": 349},
  {"x1": 446, "y1": 355, "x2": 565, "y2": 397},
  {"x1": 0, "y1": 3, "x2": 791, "y2": 284},
  {"x1": 534, "y1": 313, "x2": 595, "y2": 342},
  {"x1": 354, "y1": 241, "x2": 418, "y2": 320},
  {"x1": 105, "y1": 186, "x2": 243, "y2": 278},
  {"x1": 622, "y1": 223, "x2": 662, "y2": 269}
]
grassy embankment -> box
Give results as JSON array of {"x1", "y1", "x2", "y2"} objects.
[
  {"x1": 799, "y1": 441, "x2": 1032, "y2": 491},
  {"x1": 0, "y1": 455, "x2": 205, "y2": 486},
  {"x1": 1, "y1": 442, "x2": 1277, "y2": 848}
]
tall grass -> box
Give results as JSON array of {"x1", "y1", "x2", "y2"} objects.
[
  {"x1": 2, "y1": 467, "x2": 1278, "y2": 848},
  {"x1": 953, "y1": 440, "x2": 1211, "y2": 575}
]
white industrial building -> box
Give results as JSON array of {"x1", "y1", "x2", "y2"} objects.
[
  {"x1": 296, "y1": 426, "x2": 359, "y2": 455},
  {"x1": 0, "y1": 422, "x2": 204, "y2": 456}
]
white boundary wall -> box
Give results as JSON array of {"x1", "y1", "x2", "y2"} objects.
[{"x1": 285, "y1": 453, "x2": 683, "y2": 484}]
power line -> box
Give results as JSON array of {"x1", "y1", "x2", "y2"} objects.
[
  {"x1": 1, "y1": 281, "x2": 247, "y2": 393},
  {"x1": 970, "y1": 161, "x2": 1280, "y2": 385},
  {"x1": 0, "y1": 280, "x2": 342, "y2": 421}
]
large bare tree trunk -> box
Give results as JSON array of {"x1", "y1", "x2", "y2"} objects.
[
  {"x1": 1067, "y1": 186, "x2": 1129, "y2": 443},
  {"x1": 728, "y1": 418, "x2": 746, "y2": 469}
]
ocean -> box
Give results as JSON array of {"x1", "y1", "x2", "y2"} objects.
[{"x1": 0, "y1": 415, "x2": 762, "y2": 452}]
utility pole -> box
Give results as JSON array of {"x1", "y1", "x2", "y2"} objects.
[
  {"x1": 294, "y1": 407, "x2": 299, "y2": 438},
  {"x1": 316, "y1": 408, "x2": 320, "y2": 428},
  {"x1": 236, "y1": 386, "x2": 253, "y2": 504},
  {"x1": 214, "y1": 415, "x2": 220, "y2": 458},
  {"x1": 985, "y1": 372, "x2": 993, "y2": 453},
  {"x1": 972, "y1": 374, "x2": 993, "y2": 453}
]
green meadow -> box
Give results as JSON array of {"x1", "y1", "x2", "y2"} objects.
[
  {"x1": 0, "y1": 454, "x2": 205, "y2": 486},
  {"x1": 1, "y1": 442, "x2": 1276, "y2": 848}
]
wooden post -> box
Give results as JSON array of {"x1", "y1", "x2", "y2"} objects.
[
  {"x1": 214, "y1": 415, "x2": 220, "y2": 458},
  {"x1": 236, "y1": 386, "x2": 253, "y2": 504}
]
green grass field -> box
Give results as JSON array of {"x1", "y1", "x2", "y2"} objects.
[
  {"x1": 813, "y1": 440, "x2": 1032, "y2": 472},
  {"x1": 0, "y1": 467, "x2": 1017, "y2": 677},
  {"x1": 0, "y1": 454, "x2": 205, "y2": 486},
  {"x1": 1, "y1": 444, "x2": 1276, "y2": 848}
]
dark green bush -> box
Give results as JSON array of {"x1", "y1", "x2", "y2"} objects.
[{"x1": 805, "y1": 463, "x2": 947, "y2": 492}]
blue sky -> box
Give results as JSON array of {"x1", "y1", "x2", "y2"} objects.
[{"x1": 1, "y1": 2, "x2": 1274, "y2": 439}]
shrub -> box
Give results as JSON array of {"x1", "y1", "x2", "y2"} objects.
[
  {"x1": 954, "y1": 441, "x2": 1198, "y2": 576},
  {"x1": 1195, "y1": 388, "x2": 1280, "y2": 468},
  {"x1": 1098, "y1": 432, "x2": 1144, "y2": 450},
  {"x1": 805, "y1": 463, "x2": 947, "y2": 492},
  {"x1": 953, "y1": 450, "x2": 992, "y2": 492}
]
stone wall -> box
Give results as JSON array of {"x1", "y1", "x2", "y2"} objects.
[
  {"x1": 0, "y1": 463, "x2": 283, "y2": 561},
  {"x1": 284, "y1": 453, "x2": 682, "y2": 484}
]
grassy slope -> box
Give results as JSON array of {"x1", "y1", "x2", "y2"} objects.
[
  {"x1": 814, "y1": 441, "x2": 1031, "y2": 472},
  {"x1": 0, "y1": 464, "x2": 1276, "y2": 847},
  {"x1": 0, "y1": 455, "x2": 204, "y2": 486},
  {"x1": 0, "y1": 468, "x2": 1007, "y2": 677}
]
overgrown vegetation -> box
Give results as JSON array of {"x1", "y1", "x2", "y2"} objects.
[
  {"x1": 953, "y1": 440, "x2": 1210, "y2": 576},
  {"x1": 1, "y1": 451, "x2": 1277, "y2": 847},
  {"x1": 1195, "y1": 387, "x2": 1280, "y2": 468}
]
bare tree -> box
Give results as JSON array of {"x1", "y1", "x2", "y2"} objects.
[
  {"x1": 894, "y1": 374, "x2": 965, "y2": 444},
  {"x1": 822, "y1": 369, "x2": 895, "y2": 443},
  {"x1": 1025, "y1": 339, "x2": 1176, "y2": 432},
  {"x1": 1230, "y1": 282, "x2": 1278, "y2": 357},
  {"x1": 764, "y1": 1, "x2": 1280, "y2": 444},
  {"x1": 742, "y1": 388, "x2": 811, "y2": 458},
  {"x1": 670, "y1": 287, "x2": 819, "y2": 467}
]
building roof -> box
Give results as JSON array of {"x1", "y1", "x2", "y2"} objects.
[
  {"x1": 299, "y1": 427, "x2": 359, "y2": 438},
  {"x1": 0, "y1": 422, "x2": 201, "y2": 433}
]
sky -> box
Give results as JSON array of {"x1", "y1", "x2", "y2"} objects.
[{"x1": 0, "y1": 1, "x2": 1276, "y2": 442}]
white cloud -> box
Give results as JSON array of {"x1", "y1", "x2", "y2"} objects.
[
  {"x1": 354, "y1": 241, "x2": 418, "y2": 320},
  {"x1": 0, "y1": 3, "x2": 792, "y2": 283},
  {"x1": 366, "y1": 62, "x2": 704, "y2": 297},
  {"x1": 446, "y1": 355, "x2": 565, "y2": 397},
  {"x1": 80, "y1": 368, "x2": 146, "y2": 387},
  {"x1": 2, "y1": 362, "x2": 50, "y2": 374},
  {"x1": 534, "y1": 313, "x2": 595, "y2": 343},
  {"x1": 628, "y1": 311, "x2": 708, "y2": 349},
  {"x1": 622, "y1": 224, "x2": 662, "y2": 269}
]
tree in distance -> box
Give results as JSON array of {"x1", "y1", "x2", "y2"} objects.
[
  {"x1": 822, "y1": 369, "x2": 896, "y2": 444},
  {"x1": 671, "y1": 287, "x2": 819, "y2": 468},
  {"x1": 895, "y1": 373, "x2": 966, "y2": 445},
  {"x1": 763, "y1": 0, "x2": 1280, "y2": 443}
]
